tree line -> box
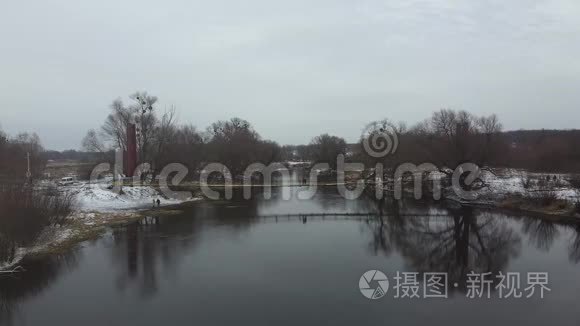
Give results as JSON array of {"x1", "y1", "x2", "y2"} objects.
[
  {"x1": 81, "y1": 92, "x2": 284, "y2": 179},
  {"x1": 0, "y1": 129, "x2": 45, "y2": 183},
  {"x1": 0, "y1": 127, "x2": 75, "y2": 267},
  {"x1": 73, "y1": 92, "x2": 576, "y2": 178}
]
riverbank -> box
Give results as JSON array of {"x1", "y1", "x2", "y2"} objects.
[
  {"x1": 3, "y1": 170, "x2": 580, "y2": 271},
  {"x1": 20, "y1": 196, "x2": 580, "y2": 262},
  {"x1": 468, "y1": 169, "x2": 580, "y2": 221},
  {"x1": 0, "y1": 179, "x2": 204, "y2": 272},
  {"x1": 496, "y1": 195, "x2": 580, "y2": 221},
  {"x1": 37, "y1": 204, "x2": 192, "y2": 255}
]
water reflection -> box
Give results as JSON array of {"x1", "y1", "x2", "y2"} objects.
[
  {"x1": 0, "y1": 251, "x2": 78, "y2": 325},
  {"x1": 108, "y1": 191, "x2": 268, "y2": 298},
  {"x1": 360, "y1": 198, "x2": 405, "y2": 257},
  {"x1": 399, "y1": 208, "x2": 521, "y2": 289},
  {"x1": 569, "y1": 224, "x2": 580, "y2": 264},
  {"x1": 358, "y1": 194, "x2": 520, "y2": 289},
  {"x1": 110, "y1": 214, "x2": 203, "y2": 298},
  {"x1": 2, "y1": 185, "x2": 580, "y2": 325},
  {"x1": 521, "y1": 218, "x2": 559, "y2": 252}
]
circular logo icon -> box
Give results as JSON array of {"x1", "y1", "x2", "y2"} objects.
[
  {"x1": 361, "y1": 122, "x2": 398, "y2": 158},
  {"x1": 359, "y1": 270, "x2": 389, "y2": 299}
]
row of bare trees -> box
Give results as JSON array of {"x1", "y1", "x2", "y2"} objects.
[
  {"x1": 82, "y1": 93, "x2": 286, "y2": 179},
  {"x1": 82, "y1": 95, "x2": 578, "y2": 179},
  {"x1": 0, "y1": 186, "x2": 75, "y2": 265},
  {"x1": 503, "y1": 129, "x2": 580, "y2": 172},
  {"x1": 0, "y1": 126, "x2": 76, "y2": 267},
  {"x1": 357, "y1": 109, "x2": 580, "y2": 175},
  {"x1": 277, "y1": 109, "x2": 504, "y2": 179},
  {"x1": 355, "y1": 109, "x2": 503, "y2": 170}
]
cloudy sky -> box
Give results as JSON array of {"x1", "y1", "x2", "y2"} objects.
[{"x1": 1, "y1": 0, "x2": 579, "y2": 150}]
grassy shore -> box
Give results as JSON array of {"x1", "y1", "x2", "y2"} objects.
[
  {"x1": 496, "y1": 195, "x2": 579, "y2": 222},
  {"x1": 28, "y1": 201, "x2": 199, "y2": 257}
]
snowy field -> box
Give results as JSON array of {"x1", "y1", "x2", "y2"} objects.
[
  {"x1": 405, "y1": 168, "x2": 578, "y2": 203},
  {"x1": 63, "y1": 181, "x2": 199, "y2": 212},
  {"x1": 62, "y1": 169, "x2": 578, "y2": 212},
  {"x1": 479, "y1": 169, "x2": 580, "y2": 201}
]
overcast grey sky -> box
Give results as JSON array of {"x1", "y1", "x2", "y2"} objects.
[{"x1": 1, "y1": 0, "x2": 579, "y2": 150}]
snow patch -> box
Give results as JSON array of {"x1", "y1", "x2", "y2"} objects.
[
  {"x1": 66, "y1": 182, "x2": 199, "y2": 212},
  {"x1": 479, "y1": 169, "x2": 579, "y2": 201}
]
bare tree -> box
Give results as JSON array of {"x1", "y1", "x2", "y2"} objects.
[
  {"x1": 309, "y1": 134, "x2": 347, "y2": 170},
  {"x1": 359, "y1": 118, "x2": 407, "y2": 169},
  {"x1": 410, "y1": 109, "x2": 504, "y2": 169},
  {"x1": 257, "y1": 140, "x2": 281, "y2": 165},
  {"x1": 130, "y1": 92, "x2": 158, "y2": 163},
  {"x1": 0, "y1": 132, "x2": 45, "y2": 182},
  {"x1": 151, "y1": 106, "x2": 177, "y2": 171},
  {"x1": 206, "y1": 118, "x2": 263, "y2": 178},
  {"x1": 0, "y1": 126, "x2": 6, "y2": 143},
  {"x1": 81, "y1": 129, "x2": 106, "y2": 153},
  {"x1": 404, "y1": 109, "x2": 505, "y2": 193},
  {"x1": 101, "y1": 98, "x2": 134, "y2": 152},
  {"x1": 204, "y1": 118, "x2": 281, "y2": 179},
  {"x1": 96, "y1": 92, "x2": 160, "y2": 167},
  {"x1": 155, "y1": 124, "x2": 205, "y2": 178}
]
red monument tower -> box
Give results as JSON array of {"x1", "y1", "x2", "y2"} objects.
[{"x1": 124, "y1": 123, "x2": 137, "y2": 177}]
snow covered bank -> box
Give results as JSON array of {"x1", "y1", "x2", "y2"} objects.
[
  {"x1": 68, "y1": 182, "x2": 200, "y2": 212},
  {"x1": 0, "y1": 182, "x2": 202, "y2": 271},
  {"x1": 479, "y1": 169, "x2": 580, "y2": 201},
  {"x1": 0, "y1": 225, "x2": 78, "y2": 271},
  {"x1": 0, "y1": 212, "x2": 142, "y2": 271}
]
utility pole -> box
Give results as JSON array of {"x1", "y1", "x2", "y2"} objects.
[{"x1": 25, "y1": 152, "x2": 32, "y2": 182}]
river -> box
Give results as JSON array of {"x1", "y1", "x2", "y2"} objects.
[{"x1": 1, "y1": 183, "x2": 579, "y2": 325}]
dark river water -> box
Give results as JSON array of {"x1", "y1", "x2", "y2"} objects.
[{"x1": 1, "y1": 184, "x2": 580, "y2": 325}]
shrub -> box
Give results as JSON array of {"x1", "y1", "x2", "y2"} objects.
[
  {"x1": 0, "y1": 185, "x2": 75, "y2": 265},
  {"x1": 532, "y1": 191, "x2": 558, "y2": 207},
  {"x1": 519, "y1": 173, "x2": 533, "y2": 189},
  {"x1": 568, "y1": 177, "x2": 580, "y2": 190}
]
